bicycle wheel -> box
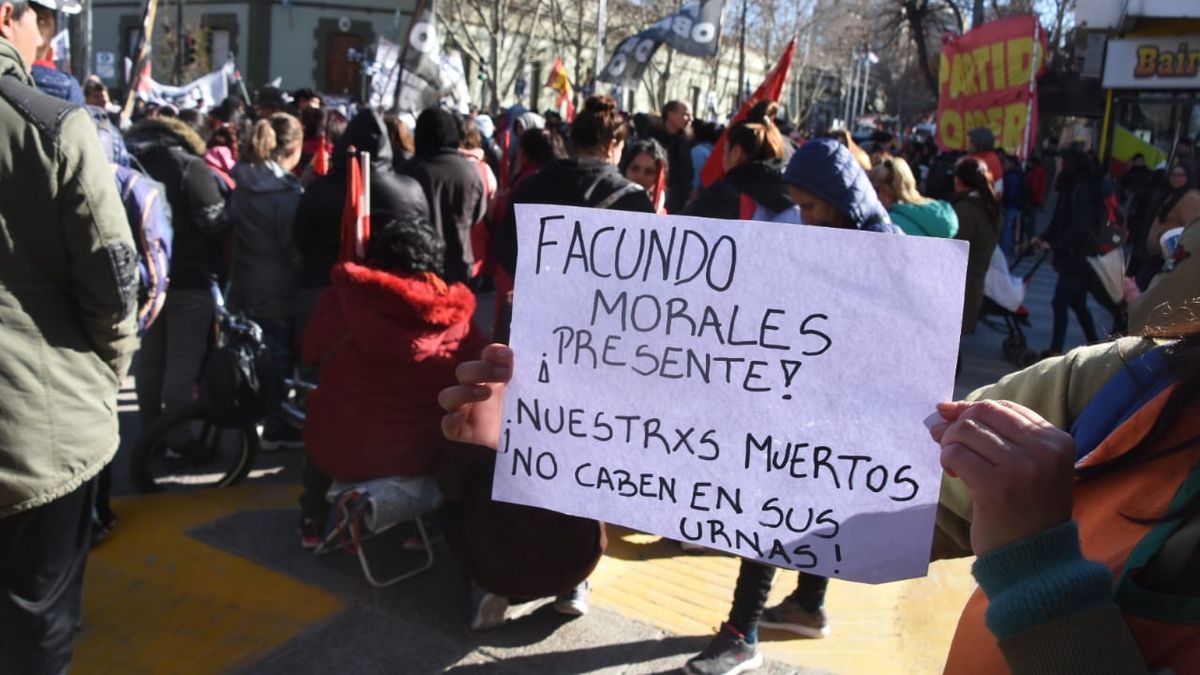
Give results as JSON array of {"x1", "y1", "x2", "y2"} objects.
[{"x1": 131, "y1": 400, "x2": 260, "y2": 493}]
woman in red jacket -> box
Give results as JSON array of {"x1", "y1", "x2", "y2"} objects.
[{"x1": 299, "y1": 216, "x2": 485, "y2": 542}]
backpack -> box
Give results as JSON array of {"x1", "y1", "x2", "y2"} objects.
[
  {"x1": 200, "y1": 321, "x2": 283, "y2": 427},
  {"x1": 115, "y1": 167, "x2": 174, "y2": 333},
  {"x1": 88, "y1": 106, "x2": 174, "y2": 334}
]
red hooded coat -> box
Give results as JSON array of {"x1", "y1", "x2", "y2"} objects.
[{"x1": 303, "y1": 262, "x2": 485, "y2": 481}]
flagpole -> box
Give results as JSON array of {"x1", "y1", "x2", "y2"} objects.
[
  {"x1": 393, "y1": 0, "x2": 431, "y2": 112},
  {"x1": 594, "y1": 0, "x2": 607, "y2": 86},
  {"x1": 120, "y1": 0, "x2": 158, "y2": 126},
  {"x1": 1021, "y1": 20, "x2": 1040, "y2": 160}
]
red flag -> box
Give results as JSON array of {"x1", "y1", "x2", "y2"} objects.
[
  {"x1": 312, "y1": 135, "x2": 331, "y2": 176},
  {"x1": 700, "y1": 39, "x2": 796, "y2": 188},
  {"x1": 652, "y1": 160, "x2": 667, "y2": 215},
  {"x1": 545, "y1": 57, "x2": 576, "y2": 122},
  {"x1": 339, "y1": 149, "x2": 371, "y2": 262},
  {"x1": 500, "y1": 125, "x2": 511, "y2": 191}
]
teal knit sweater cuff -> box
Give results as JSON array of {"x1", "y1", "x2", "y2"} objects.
[{"x1": 972, "y1": 521, "x2": 1115, "y2": 641}]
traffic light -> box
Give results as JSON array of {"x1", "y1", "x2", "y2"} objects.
[{"x1": 184, "y1": 37, "x2": 198, "y2": 66}]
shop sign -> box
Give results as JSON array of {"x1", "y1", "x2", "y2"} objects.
[{"x1": 1103, "y1": 36, "x2": 1200, "y2": 89}]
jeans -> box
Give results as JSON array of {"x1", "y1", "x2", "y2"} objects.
[
  {"x1": 299, "y1": 454, "x2": 333, "y2": 525},
  {"x1": 727, "y1": 561, "x2": 829, "y2": 638},
  {"x1": 0, "y1": 479, "x2": 95, "y2": 675},
  {"x1": 1002, "y1": 207, "x2": 1020, "y2": 257},
  {"x1": 135, "y1": 288, "x2": 215, "y2": 439}
]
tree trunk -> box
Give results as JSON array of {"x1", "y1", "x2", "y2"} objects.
[
  {"x1": 490, "y1": 0, "x2": 501, "y2": 112},
  {"x1": 972, "y1": 0, "x2": 984, "y2": 29},
  {"x1": 906, "y1": 2, "x2": 939, "y2": 96}
]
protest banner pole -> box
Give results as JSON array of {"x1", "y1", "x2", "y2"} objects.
[
  {"x1": 1020, "y1": 19, "x2": 1040, "y2": 160},
  {"x1": 120, "y1": 0, "x2": 158, "y2": 126},
  {"x1": 392, "y1": 0, "x2": 430, "y2": 112},
  {"x1": 594, "y1": 0, "x2": 607, "y2": 82}
]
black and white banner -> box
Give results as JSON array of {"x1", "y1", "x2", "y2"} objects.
[{"x1": 598, "y1": 0, "x2": 724, "y2": 86}]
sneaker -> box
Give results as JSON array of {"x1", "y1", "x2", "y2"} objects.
[
  {"x1": 471, "y1": 591, "x2": 511, "y2": 631},
  {"x1": 553, "y1": 581, "x2": 590, "y2": 617},
  {"x1": 299, "y1": 516, "x2": 322, "y2": 550},
  {"x1": 683, "y1": 624, "x2": 763, "y2": 675},
  {"x1": 759, "y1": 600, "x2": 829, "y2": 638},
  {"x1": 261, "y1": 423, "x2": 304, "y2": 452}
]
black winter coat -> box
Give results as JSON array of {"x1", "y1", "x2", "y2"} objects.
[
  {"x1": 293, "y1": 110, "x2": 429, "y2": 290},
  {"x1": 684, "y1": 160, "x2": 793, "y2": 220},
  {"x1": 405, "y1": 150, "x2": 486, "y2": 283},
  {"x1": 1043, "y1": 177, "x2": 1105, "y2": 278},
  {"x1": 494, "y1": 158, "x2": 654, "y2": 281},
  {"x1": 125, "y1": 117, "x2": 227, "y2": 290}
]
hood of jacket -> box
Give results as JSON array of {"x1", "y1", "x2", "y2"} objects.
[
  {"x1": 231, "y1": 160, "x2": 298, "y2": 195},
  {"x1": 783, "y1": 138, "x2": 897, "y2": 233},
  {"x1": 414, "y1": 108, "x2": 461, "y2": 157},
  {"x1": 889, "y1": 199, "x2": 959, "y2": 238},
  {"x1": 0, "y1": 40, "x2": 32, "y2": 85},
  {"x1": 332, "y1": 109, "x2": 394, "y2": 173},
  {"x1": 724, "y1": 160, "x2": 794, "y2": 213},
  {"x1": 330, "y1": 262, "x2": 476, "y2": 361},
  {"x1": 125, "y1": 117, "x2": 208, "y2": 157}
]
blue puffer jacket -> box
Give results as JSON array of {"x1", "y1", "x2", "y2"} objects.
[
  {"x1": 31, "y1": 63, "x2": 83, "y2": 105},
  {"x1": 782, "y1": 138, "x2": 901, "y2": 233}
]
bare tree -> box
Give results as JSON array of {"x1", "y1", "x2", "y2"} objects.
[{"x1": 438, "y1": 0, "x2": 549, "y2": 111}]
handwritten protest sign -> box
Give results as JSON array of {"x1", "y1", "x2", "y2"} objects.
[{"x1": 494, "y1": 205, "x2": 967, "y2": 583}]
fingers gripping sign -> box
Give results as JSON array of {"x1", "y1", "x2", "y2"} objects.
[
  {"x1": 929, "y1": 399, "x2": 1076, "y2": 555},
  {"x1": 439, "y1": 344, "x2": 513, "y2": 450}
]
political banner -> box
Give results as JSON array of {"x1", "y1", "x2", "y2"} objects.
[
  {"x1": 371, "y1": 32, "x2": 471, "y2": 114},
  {"x1": 126, "y1": 58, "x2": 233, "y2": 110},
  {"x1": 494, "y1": 205, "x2": 967, "y2": 584},
  {"x1": 936, "y1": 14, "x2": 1046, "y2": 158},
  {"x1": 598, "y1": 0, "x2": 724, "y2": 87}
]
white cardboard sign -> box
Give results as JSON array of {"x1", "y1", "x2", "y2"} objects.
[{"x1": 494, "y1": 204, "x2": 967, "y2": 583}]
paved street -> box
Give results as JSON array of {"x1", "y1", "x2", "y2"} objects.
[{"x1": 81, "y1": 211, "x2": 1115, "y2": 674}]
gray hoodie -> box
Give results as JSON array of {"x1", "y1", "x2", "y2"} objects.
[{"x1": 229, "y1": 160, "x2": 302, "y2": 319}]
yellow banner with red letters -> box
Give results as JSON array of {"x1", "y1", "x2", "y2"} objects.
[{"x1": 936, "y1": 15, "x2": 1046, "y2": 159}]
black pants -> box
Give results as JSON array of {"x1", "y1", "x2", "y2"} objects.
[
  {"x1": 1049, "y1": 268, "x2": 1126, "y2": 353},
  {"x1": 0, "y1": 479, "x2": 96, "y2": 675},
  {"x1": 299, "y1": 452, "x2": 332, "y2": 524},
  {"x1": 727, "y1": 560, "x2": 828, "y2": 636}
]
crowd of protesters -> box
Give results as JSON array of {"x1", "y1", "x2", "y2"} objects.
[{"x1": 4, "y1": 3, "x2": 1200, "y2": 672}]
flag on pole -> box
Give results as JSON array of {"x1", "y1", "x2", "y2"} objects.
[
  {"x1": 597, "y1": 0, "x2": 725, "y2": 87},
  {"x1": 700, "y1": 39, "x2": 796, "y2": 188},
  {"x1": 340, "y1": 150, "x2": 371, "y2": 262},
  {"x1": 545, "y1": 57, "x2": 576, "y2": 121}
]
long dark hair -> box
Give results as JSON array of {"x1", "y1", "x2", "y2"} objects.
[
  {"x1": 1076, "y1": 317, "x2": 1200, "y2": 524},
  {"x1": 954, "y1": 156, "x2": 1001, "y2": 221},
  {"x1": 1157, "y1": 161, "x2": 1197, "y2": 222}
]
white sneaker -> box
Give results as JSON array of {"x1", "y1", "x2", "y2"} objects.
[
  {"x1": 553, "y1": 581, "x2": 590, "y2": 617},
  {"x1": 470, "y1": 592, "x2": 510, "y2": 631}
]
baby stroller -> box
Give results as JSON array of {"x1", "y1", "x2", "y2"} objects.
[{"x1": 978, "y1": 248, "x2": 1049, "y2": 368}]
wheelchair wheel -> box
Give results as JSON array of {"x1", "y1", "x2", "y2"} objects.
[
  {"x1": 1001, "y1": 333, "x2": 1025, "y2": 358},
  {"x1": 1016, "y1": 348, "x2": 1039, "y2": 369},
  {"x1": 131, "y1": 400, "x2": 259, "y2": 494}
]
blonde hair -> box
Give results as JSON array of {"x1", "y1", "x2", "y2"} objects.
[
  {"x1": 871, "y1": 156, "x2": 930, "y2": 205},
  {"x1": 245, "y1": 113, "x2": 303, "y2": 164}
]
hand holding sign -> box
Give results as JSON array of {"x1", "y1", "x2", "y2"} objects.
[
  {"x1": 439, "y1": 344, "x2": 512, "y2": 450},
  {"x1": 491, "y1": 204, "x2": 967, "y2": 583},
  {"x1": 929, "y1": 400, "x2": 1075, "y2": 556}
]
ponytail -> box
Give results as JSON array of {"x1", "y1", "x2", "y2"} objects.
[
  {"x1": 726, "y1": 121, "x2": 785, "y2": 163},
  {"x1": 245, "y1": 113, "x2": 303, "y2": 165}
]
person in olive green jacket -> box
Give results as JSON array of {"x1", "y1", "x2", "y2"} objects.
[{"x1": 0, "y1": 0, "x2": 139, "y2": 670}]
